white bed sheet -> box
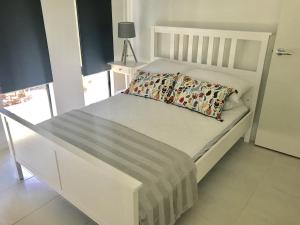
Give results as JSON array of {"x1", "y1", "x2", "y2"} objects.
[{"x1": 82, "y1": 94, "x2": 249, "y2": 161}]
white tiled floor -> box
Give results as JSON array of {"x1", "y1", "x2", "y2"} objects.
[{"x1": 0, "y1": 140, "x2": 300, "y2": 225}]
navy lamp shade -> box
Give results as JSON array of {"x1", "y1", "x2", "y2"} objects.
[
  {"x1": 118, "y1": 22, "x2": 136, "y2": 38},
  {"x1": 118, "y1": 22, "x2": 137, "y2": 64}
]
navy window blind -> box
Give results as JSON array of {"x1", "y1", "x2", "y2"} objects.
[
  {"x1": 76, "y1": 0, "x2": 114, "y2": 76},
  {"x1": 0, "y1": 0, "x2": 53, "y2": 94}
]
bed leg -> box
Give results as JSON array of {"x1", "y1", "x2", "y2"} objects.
[
  {"x1": 15, "y1": 161, "x2": 24, "y2": 181},
  {"x1": 2, "y1": 116, "x2": 24, "y2": 181}
]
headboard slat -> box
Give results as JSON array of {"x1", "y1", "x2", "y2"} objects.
[
  {"x1": 178, "y1": 34, "x2": 184, "y2": 61},
  {"x1": 228, "y1": 38, "x2": 237, "y2": 68},
  {"x1": 217, "y1": 37, "x2": 226, "y2": 67},
  {"x1": 170, "y1": 33, "x2": 175, "y2": 60},
  {"x1": 187, "y1": 35, "x2": 193, "y2": 63},
  {"x1": 207, "y1": 36, "x2": 214, "y2": 65},
  {"x1": 197, "y1": 36, "x2": 204, "y2": 64}
]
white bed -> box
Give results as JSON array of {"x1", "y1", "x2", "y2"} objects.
[
  {"x1": 0, "y1": 26, "x2": 271, "y2": 225},
  {"x1": 82, "y1": 93, "x2": 249, "y2": 161}
]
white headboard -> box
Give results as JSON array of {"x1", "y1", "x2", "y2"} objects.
[{"x1": 151, "y1": 26, "x2": 271, "y2": 140}]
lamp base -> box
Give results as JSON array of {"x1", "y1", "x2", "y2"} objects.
[{"x1": 121, "y1": 39, "x2": 137, "y2": 65}]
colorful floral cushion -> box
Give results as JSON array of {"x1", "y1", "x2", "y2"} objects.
[
  {"x1": 172, "y1": 75, "x2": 236, "y2": 121},
  {"x1": 124, "y1": 70, "x2": 178, "y2": 103}
]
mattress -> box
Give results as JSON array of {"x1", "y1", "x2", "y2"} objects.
[{"x1": 82, "y1": 94, "x2": 249, "y2": 161}]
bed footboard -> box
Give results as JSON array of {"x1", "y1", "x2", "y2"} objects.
[{"x1": 0, "y1": 109, "x2": 141, "y2": 225}]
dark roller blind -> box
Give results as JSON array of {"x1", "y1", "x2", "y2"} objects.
[
  {"x1": 76, "y1": 0, "x2": 114, "y2": 76},
  {"x1": 0, "y1": 0, "x2": 53, "y2": 94}
]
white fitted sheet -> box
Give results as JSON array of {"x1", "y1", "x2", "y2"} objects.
[{"x1": 82, "y1": 94, "x2": 249, "y2": 161}]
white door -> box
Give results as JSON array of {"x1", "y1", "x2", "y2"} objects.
[{"x1": 255, "y1": 0, "x2": 300, "y2": 157}]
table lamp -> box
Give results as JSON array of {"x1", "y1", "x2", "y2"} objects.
[{"x1": 118, "y1": 22, "x2": 137, "y2": 65}]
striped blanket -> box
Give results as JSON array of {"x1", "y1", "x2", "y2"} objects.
[{"x1": 39, "y1": 110, "x2": 198, "y2": 225}]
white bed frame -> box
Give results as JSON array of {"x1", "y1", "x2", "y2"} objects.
[{"x1": 0, "y1": 26, "x2": 271, "y2": 225}]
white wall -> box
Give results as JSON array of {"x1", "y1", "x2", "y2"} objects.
[
  {"x1": 112, "y1": 0, "x2": 127, "y2": 60},
  {"x1": 131, "y1": 0, "x2": 173, "y2": 61},
  {"x1": 133, "y1": 0, "x2": 281, "y2": 62},
  {"x1": 170, "y1": 0, "x2": 281, "y2": 28}
]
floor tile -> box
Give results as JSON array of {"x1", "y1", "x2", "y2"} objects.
[
  {"x1": 0, "y1": 145, "x2": 8, "y2": 153},
  {"x1": 199, "y1": 165, "x2": 258, "y2": 198},
  {"x1": 193, "y1": 174, "x2": 253, "y2": 225},
  {"x1": 216, "y1": 141, "x2": 277, "y2": 176},
  {"x1": 0, "y1": 148, "x2": 14, "y2": 168},
  {"x1": 0, "y1": 168, "x2": 19, "y2": 194},
  {"x1": 0, "y1": 150, "x2": 20, "y2": 192},
  {"x1": 235, "y1": 207, "x2": 277, "y2": 225},
  {"x1": 175, "y1": 206, "x2": 211, "y2": 225},
  {"x1": 14, "y1": 197, "x2": 91, "y2": 225},
  {"x1": 0, "y1": 177, "x2": 58, "y2": 225},
  {"x1": 198, "y1": 142, "x2": 275, "y2": 200},
  {"x1": 0, "y1": 150, "x2": 32, "y2": 192},
  {"x1": 236, "y1": 185, "x2": 300, "y2": 225},
  {"x1": 191, "y1": 193, "x2": 245, "y2": 225},
  {"x1": 178, "y1": 147, "x2": 259, "y2": 225},
  {"x1": 262, "y1": 154, "x2": 300, "y2": 199}
]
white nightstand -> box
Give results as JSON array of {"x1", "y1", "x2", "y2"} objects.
[{"x1": 108, "y1": 61, "x2": 145, "y2": 95}]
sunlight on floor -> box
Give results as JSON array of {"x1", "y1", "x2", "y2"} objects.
[{"x1": 21, "y1": 166, "x2": 34, "y2": 180}]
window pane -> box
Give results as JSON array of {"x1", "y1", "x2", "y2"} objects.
[
  {"x1": 83, "y1": 71, "x2": 109, "y2": 106},
  {"x1": 1, "y1": 84, "x2": 53, "y2": 124}
]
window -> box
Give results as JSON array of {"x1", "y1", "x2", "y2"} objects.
[{"x1": 1, "y1": 84, "x2": 54, "y2": 124}]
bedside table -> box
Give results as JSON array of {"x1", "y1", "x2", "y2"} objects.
[{"x1": 108, "y1": 61, "x2": 145, "y2": 95}]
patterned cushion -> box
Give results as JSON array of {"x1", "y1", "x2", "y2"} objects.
[
  {"x1": 172, "y1": 75, "x2": 236, "y2": 121},
  {"x1": 124, "y1": 70, "x2": 178, "y2": 102}
]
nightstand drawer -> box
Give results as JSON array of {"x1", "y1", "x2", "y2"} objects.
[{"x1": 111, "y1": 65, "x2": 131, "y2": 75}]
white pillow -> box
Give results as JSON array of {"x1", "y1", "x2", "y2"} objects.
[
  {"x1": 185, "y1": 69, "x2": 251, "y2": 103},
  {"x1": 223, "y1": 99, "x2": 244, "y2": 111},
  {"x1": 140, "y1": 59, "x2": 195, "y2": 74}
]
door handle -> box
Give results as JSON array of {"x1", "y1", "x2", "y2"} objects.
[{"x1": 276, "y1": 48, "x2": 293, "y2": 56}]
